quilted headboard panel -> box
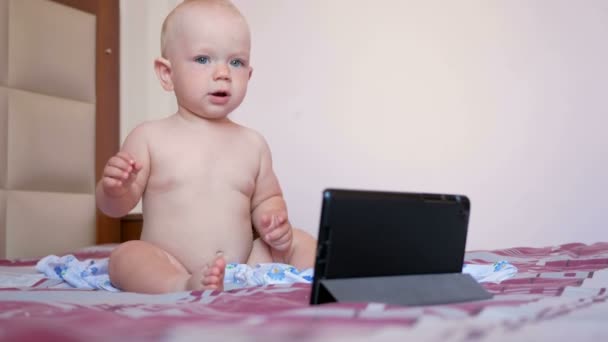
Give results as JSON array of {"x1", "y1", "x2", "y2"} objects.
[{"x1": 0, "y1": 0, "x2": 96, "y2": 258}]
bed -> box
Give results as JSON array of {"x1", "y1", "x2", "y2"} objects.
[{"x1": 1, "y1": 242, "x2": 607, "y2": 341}]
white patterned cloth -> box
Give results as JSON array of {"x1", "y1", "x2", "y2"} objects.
[
  {"x1": 35, "y1": 254, "x2": 516, "y2": 291},
  {"x1": 35, "y1": 255, "x2": 313, "y2": 292},
  {"x1": 36, "y1": 254, "x2": 119, "y2": 291},
  {"x1": 462, "y1": 260, "x2": 518, "y2": 283},
  {"x1": 224, "y1": 263, "x2": 314, "y2": 291}
]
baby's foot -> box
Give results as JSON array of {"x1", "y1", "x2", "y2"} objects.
[{"x1": 187, "y1": 253, "x2": 226, "y2": 291}]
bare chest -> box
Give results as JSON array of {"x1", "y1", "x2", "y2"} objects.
[{"x1": 146, "y1": 131, "x2": 259, "y2": 198}]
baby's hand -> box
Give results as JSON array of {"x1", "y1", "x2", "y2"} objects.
[
  {"x1": 260, "y1": 212, "x2": 293, "y2": 253},
  {"x1": 101, "y1": 152, "x2": 142, "y2": 197}
]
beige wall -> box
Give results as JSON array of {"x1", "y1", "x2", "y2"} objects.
[
  {"x1": 119, "y1": 0, "x2": 178, "y2": 142},
  {"x1": 120, "y1": 0, "x2": 608, "y2": 250}
]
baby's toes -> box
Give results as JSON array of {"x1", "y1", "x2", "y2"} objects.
[{"x1": 201, "y1": 255, "x2": 226, "y2": 290}]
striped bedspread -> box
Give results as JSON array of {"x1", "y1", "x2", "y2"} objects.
[{"x1": 1, "y1": 242, "x2": 607, "y2": 341}]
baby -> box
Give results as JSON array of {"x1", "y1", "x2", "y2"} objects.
[{"x1": 96, "y1": 0, "x2": 316, "y2": 293}]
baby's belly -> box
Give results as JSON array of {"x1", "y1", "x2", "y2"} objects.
[{"x1": 140, "y1": 194, "x2": 254, "y2": 272}]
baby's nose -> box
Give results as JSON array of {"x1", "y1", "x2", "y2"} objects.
[{"x1": 213, "y1": 63, "x2": 231, "y2": 80}]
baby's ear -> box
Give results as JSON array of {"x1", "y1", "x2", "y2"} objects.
[
  {"x1": 154, "y1": 57, "x2": 174, "y2": 91},
  {"x1": 248, "y1": 66, "x2": 253, "y2": 80}
]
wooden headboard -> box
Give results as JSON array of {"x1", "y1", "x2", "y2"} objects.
[
  {"x1": 50, "y1": 0, "x2": 121, "y2": 244},
  {"x1": 90, "y1": 0, "x2": 121, "y2": 244}
]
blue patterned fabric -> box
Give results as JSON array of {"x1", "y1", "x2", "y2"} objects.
[
  {"x1": 224, "y1": 263, "x2": 313, "y2": 291},
  {"x1": 36, "y1": 254, "x2": 119, "y2": 291}
]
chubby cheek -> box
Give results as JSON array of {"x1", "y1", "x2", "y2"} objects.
[
  {"x1": 231, "y1": 85, "x2": 249, "y2": 106},
  {"x1": 175, "y1": 84, "x2": 206, "y2": 108},
  {"x1": 177, "y1": 66, "x2": 210, "y2": 85},
  {"x1": 234, "y1": 75, "x2": 251, "y2": 94},
  {"x1": 180, "y1": 78, "x2": 209, "y2": 98}
]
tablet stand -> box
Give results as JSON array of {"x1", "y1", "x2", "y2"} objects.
[{"x1": 314, "y1": 273, "x2": 492, "y2": 306}]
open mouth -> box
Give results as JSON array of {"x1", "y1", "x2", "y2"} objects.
[{"x1": 210, "y1": 91, "x2": 230, "y2": 97}]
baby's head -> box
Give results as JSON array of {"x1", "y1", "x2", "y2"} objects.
[
  {"x1": 155, "y1": 0, "x2": 253, "y2": 120},
  {"x1": 160, "y1": 0, "x2": 250, "y2": 60}
]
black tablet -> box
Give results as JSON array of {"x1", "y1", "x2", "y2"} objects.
[{"x1": 310, "y1": 188, "x2": 476, "y2": 305}]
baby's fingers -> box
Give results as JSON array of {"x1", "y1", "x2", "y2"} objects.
[
  {"x1": 104, "y1": 164, "x2": 131, "y2": 181},
  {"x1": 265, "y1": 224, "x2": 290, "y2": 243},
  {"x1": 107, "y1": 156, "x2": 133, "y2": 173},
  {"x1": 102, "y1": 176, "x2": 123, "y2": 188},
  {"x1": 269, "y1": 232, "x2": 292, "y2": 251},
  {"x1": 115, "y1": 151, "x2": 136, "y2": 165},
  {"x1": 110, "y1": 152, "x2": 141, "y2": 173},
  {"x1": 260, "y1": 214, "x2": 273, "y2": 230},
  {"x1": 261, "y1": 214, "x2": 286, "y2": 232},
  {"x1": 132, "y1": 161, "x2": 144, "y2": 173},
  {"x1": 271, "y1": 230, "x2": 292, "y2": 249}
]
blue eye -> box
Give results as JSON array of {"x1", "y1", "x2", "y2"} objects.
[
  {"x1": 195, "y1": 56, "x2": 209, "y2": 64},
  {"x1": 230, "y1": 59, "x2": 244, "y2": 67}
]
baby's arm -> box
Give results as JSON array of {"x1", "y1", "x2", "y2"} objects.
[
  {"x1": 251, "y1": 136, "x2": 293, "y2": 257},
  {"x1": 96, "y1": 125, "x2": 150, "y2": 218}
]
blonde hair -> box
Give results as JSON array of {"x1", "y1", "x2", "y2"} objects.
[{"x1": 160, "y1": 0, "x2": 245, "y2": 58}]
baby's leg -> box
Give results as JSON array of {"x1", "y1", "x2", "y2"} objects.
[
  {"x1": 108, "y1": 240, "x2": 225, "y2": 293},
  {"x1": 286, "y1": 228, "x2": 317, "y2": 270},
  {"x1": 246, "y1": 238, "x2": 273, "y2": 267}
]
